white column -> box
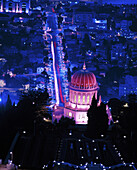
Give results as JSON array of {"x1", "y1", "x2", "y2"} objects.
[
  {"x1": 16, "y1": 3, "x2": 18, "y2": 13},
  {"x1": 0, "y1": 0, "x2": 3, "y2": 12},
  {"x1": 6, "y1": 2, "x2": 9, "y2": 12},
  {"x1": 19, "y1": 3, "x2": 22, "y2": 13}
]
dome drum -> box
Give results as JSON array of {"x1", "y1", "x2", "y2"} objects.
[{"x1": 69, "y1": 85, "x2": 99, "y2": 92}]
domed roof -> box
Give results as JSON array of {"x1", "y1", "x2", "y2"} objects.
[{"x1": 70, "y1": 63, "x2": 98, "y2": 90}]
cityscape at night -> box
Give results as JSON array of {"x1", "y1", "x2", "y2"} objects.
[{"x1": 0, "y1": 0, "x2": 137, "y2": 169}]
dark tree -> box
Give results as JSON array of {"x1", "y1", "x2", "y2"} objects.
[
  {"x1": 108, "y1": 98, "x2": 122, "y2": 118},
  {"x1": 83, "y1": 33, "x2": 91, "y2": 51},
  {"x1": 64, "y1": 52, "x2": 68, "y2": 62},
  {"x1": 129, "y1": 18, "x2": 137, "y2": 32},
  {"x1": 87, "y1": 96, "x2": 108, "y2": 138},
  {"x1": 5, "y1": 95, "x2": 12, "y2": 111},
  {"x1": 67, "y1": 67, "x2": 71, "y2": 82}
]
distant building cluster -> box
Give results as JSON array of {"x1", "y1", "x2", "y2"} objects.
[
  {"x1": 119, "y1": 75, "x2": 137, "y2": 97},
  {"x1": 0, "y1": 7, "x2": 48, "y2": 103},
  {"x1": 0, "y1": 0, "x2": 30, "y2": 13},
  {"x1": 59, "y1": 2, "x2": 137, "y2": 101},
  {"x1": 0, "y1": 0, "x2": 137, "y2": 104}
]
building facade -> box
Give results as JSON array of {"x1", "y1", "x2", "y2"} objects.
[
  {"x1": 64, "y1": 64, "x2": 99, "y2": 124},
  {"x1": 53, "y1": 64, "x2": 113, "y2": 125},
  {"x1": 0, "y1": 0, "x2": 30, "y2": 13}
]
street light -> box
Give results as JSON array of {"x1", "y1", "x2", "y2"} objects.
[{"x1": 10, "y1": 152, "x2": 13, "y2": 162}]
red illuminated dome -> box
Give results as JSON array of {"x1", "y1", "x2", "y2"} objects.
[{"x1": 70, "y1": 64, "x2": 98, "y2": 90}]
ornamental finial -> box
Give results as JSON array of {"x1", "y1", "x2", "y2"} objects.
[{"x1": 83, "y1": 61, "x2": 86, "y2": 70}]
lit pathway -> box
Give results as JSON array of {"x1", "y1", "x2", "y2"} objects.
[
  {"x1": 51, "y1": 40, "x2": 60, "y2": 105},
  {"x1": 46, "y1": 12, "x2": 64, "y2": 106}
]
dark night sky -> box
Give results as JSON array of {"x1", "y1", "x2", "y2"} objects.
[{"x1": 103, "y1": 0, "x2": 137, "y2": 4}]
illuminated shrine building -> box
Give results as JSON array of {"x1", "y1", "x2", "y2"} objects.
[{"x1": 64, "y1": 63, "x2": 99, "y2": 124}]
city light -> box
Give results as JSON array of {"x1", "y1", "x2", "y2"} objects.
[
  {"x1": 0, "y1": 1, "x2": 137, "y2": 169},
  {"x1": 123, "y1": 103, "x2": 129, "y2": 107}
]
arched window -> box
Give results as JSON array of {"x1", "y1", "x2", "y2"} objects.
[
  {"x1": 70, "y1": 91, "x2": 72, "y2": 101},
  {"x1": 78, "y1": 95, "x2": 80, "y2": 104},
  {"x1": 74, "y1": 94, "x2": 76, "y2": 103},
  {"x1": 22, "y1": 3, "x2": 26, "y2": 12},
  {"x1": 69, "y1": 112, "x2": 72, "y2": 117},
  {"x1": 87, "y1": 95, "x2": 89, "y2": 104},
  {"x1": 82, "y1": 113, "x2": 85, "y2": 118},
  {"x1": 71, "y1": 92, "x2": 74, "y2": 102},
  {"x1": 79, "y1": 114, "x2": 81, "y2": 119},
  {"x1": 9, "y1": 3, "x2": 12, "y2": 11},
  {"x1": 83, "y1": 95, "x2": 85, "y2": 104}
]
